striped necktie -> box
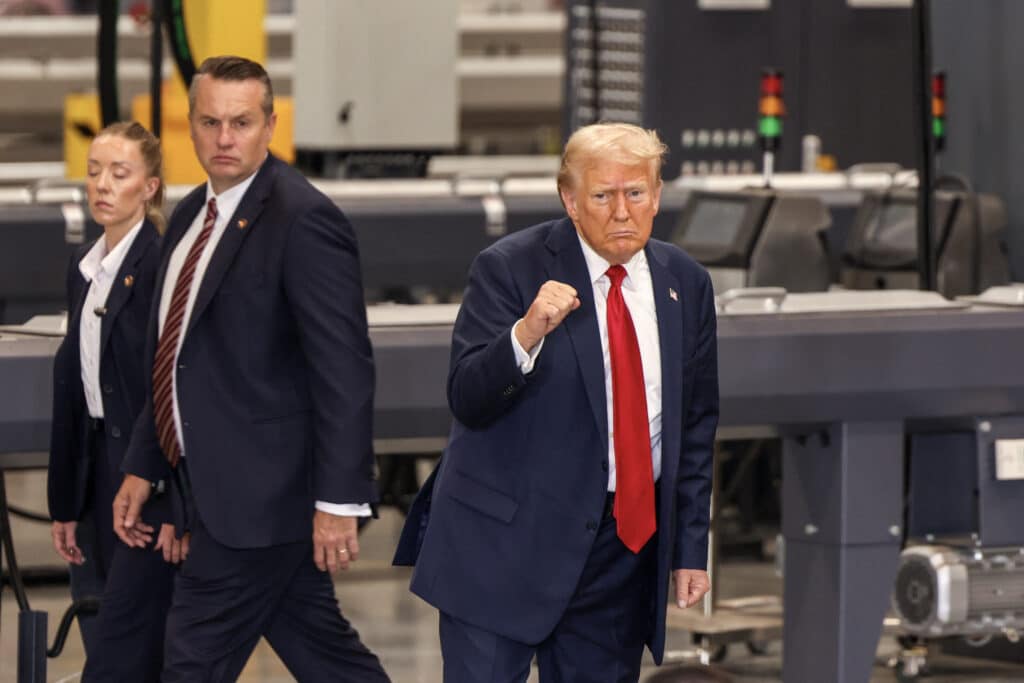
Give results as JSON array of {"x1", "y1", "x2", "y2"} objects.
[{"x1": 153, "y1": 197, "x2": 218, "y2": 467}]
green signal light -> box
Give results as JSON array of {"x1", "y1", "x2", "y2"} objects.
[
  {"x1": 933, "y1": 118, "x2": 945, "y2": 138},
  {"x1": 759, "y1": 116, "x2": 782, "y2": 138}
]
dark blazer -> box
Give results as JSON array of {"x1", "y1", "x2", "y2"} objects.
[
  {"x1": 122, "y1": 154, "x2": 378, "y2": 549},
  {"x1": 48, "y1": 220, "x2": 161, "y2": 523},
  {"x1": 395, "y1": 217, "x2": 719, "y2": 663}
]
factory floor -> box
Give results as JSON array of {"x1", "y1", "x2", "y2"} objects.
[{"x1": 2, "y1": 469, "x2": 1023, "y2": 682}]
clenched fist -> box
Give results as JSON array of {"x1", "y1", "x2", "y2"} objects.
[{"x1": 515, "y1": 280, "x2": 581, "y2": 352}]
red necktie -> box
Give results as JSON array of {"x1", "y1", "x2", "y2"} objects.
[
  {"x1": 153, "y1": 197, "x2": 218, "y2": 467},
  {"x1": 606, "y1": 265, "x2": 656, "y2": 553}
]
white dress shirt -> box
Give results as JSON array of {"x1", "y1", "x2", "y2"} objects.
[
  {"x1": 158, "y1": 170, "x2": 369, "y2": 516},
  {"x1": 78, "y1": 219, "x2": 145, "y2": 419},
  {"x1": 512, "y1": 233, "x2": 663, "y2": 491}
]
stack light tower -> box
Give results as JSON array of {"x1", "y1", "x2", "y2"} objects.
[
  {"x1": 932, "y1": 71, "x2": 947, "y2": 156},
  {"x1": 758, "y1": 68, "x2": 785, "y2": 187}
]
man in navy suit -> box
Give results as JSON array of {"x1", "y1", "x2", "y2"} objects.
[
  {"x1": 396, "y1": 123, "x2": 719, "y2": 681},
  {"x1": 111, "y1": 56, "x2": 389, "y2": 682}
]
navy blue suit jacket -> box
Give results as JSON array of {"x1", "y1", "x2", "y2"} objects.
[
  {"x1": 48, "y1": 220, "x2": 161, "y2": 523},
  {"x1": 395, "y1": 217, "x2": 719, "y2": 663},
  {"x1": 122, "y1": 155, "x2": 378, "y2": 549}
]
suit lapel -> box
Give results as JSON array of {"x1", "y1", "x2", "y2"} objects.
[
  {"x1": 546, "y1": 219, "x2": 608, "y2": 446},
  {"x1": 156, "y1": 188, "x2": 206, "y2": 309},
  {"x1": 66, "y1": 259, "x2": 90, "y2": 362},
  {"x1": 144, "y1": 188, "x2": 201, "y2": 345},
  {"x1": 646, "y1": 243, "x2": 686, "y2": 498},
  {"x1": 99, "y1": 221, "x2": 156, "y2": 358},
  {"x1": 185, "y1": 156, "x2": 276, "y2": 338}
]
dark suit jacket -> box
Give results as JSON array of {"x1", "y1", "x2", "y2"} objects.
[
  {"x1": 48, "y1": 220, "x2": 161, "y2": 523},
  {"x1": 122, "y1": 154, "x2": 378, "y2": 549},
  {"x1": 395, "y1": 217, "x2": 719, "y2": 663}
]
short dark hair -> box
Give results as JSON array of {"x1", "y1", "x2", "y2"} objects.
[{"x1": 187, "y1": 55, "x2": 274, "y2": 119}]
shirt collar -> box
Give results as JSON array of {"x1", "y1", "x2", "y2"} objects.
[
  {"x1": 204, "y1": 162, "x2": 262, "y2": 223},
  {"x1": 573, "y1": 229, "x2": 649, "y2": 290},
  {"x1": 79, "y1": 217, "x2": 145, "y2": 283}
]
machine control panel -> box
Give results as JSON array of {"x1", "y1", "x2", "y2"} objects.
[{"x1": 671, "y1": 189, "x2": 830, "y2": 293}]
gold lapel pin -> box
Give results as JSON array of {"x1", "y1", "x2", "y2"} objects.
[
  {"x1": 124, "y1": 274, "x2": 134, "y2": 288},
  {"x1": 237, "y1": 219, "x2": 248, "y2": 229}
]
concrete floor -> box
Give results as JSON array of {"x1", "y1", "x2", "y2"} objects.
[{"x1": 3, "y1": 469, "x2": 1024, "y2": 682}]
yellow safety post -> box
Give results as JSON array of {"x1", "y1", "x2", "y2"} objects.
[
  {"x1": 64, "y1": 94, "x2": 103, "y2": 180},
  {"x1": 183, "y1": 0, "x2": 266, "y2": 69}
]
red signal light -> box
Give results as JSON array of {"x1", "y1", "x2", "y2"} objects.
[{"x1": 760, "y1": 72, "x2": 783, "y2": 96}]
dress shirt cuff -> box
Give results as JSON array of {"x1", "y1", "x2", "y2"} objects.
[
  {"x1": 511, "y1": 319, "x2": 544, "y2": 374},
  {"x1": 315, "y1": 501, "x2": 372, "y2": 517}
]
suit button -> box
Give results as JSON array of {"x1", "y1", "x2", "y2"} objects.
[
  {"x1": 102, "y1": 384, "x2": 113, "y2": 394},
  {"x1": 110, "y1": 426, "x2": 122, "y2": 439},
  {"x1": 586, "y1": 520, "x2": 597, "y2": 531},
  {"x1": 601, "y1": 460, "x2": 609, "y2": 472},
  {"x1": 502, "y1": 385, "x2": 515, "y2": 397},
  {"x1": 178, "y1": 363, "x2": 186, "y2": 370}
]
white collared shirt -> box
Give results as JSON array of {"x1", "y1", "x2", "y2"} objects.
[
  {"x1": 512, "y1": 232, "x2": 663, "y2": 491},
  {"x1": 157, "y1": 169, "x2": 369, "y2": 516},
  {"x1": 78, "y1": 219, "x2": 145, "y2": 419}
]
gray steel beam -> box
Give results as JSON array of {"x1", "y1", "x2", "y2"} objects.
[{"x1": 782, "y1": 421, "x2": 904, "y2": 682}]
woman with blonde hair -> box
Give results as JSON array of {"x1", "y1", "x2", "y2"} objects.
[{"x1": 48, "y1": 121, "x2": 180, "y2": 681}]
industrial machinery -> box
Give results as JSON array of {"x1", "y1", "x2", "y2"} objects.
[
  {"x1": 893, "y1": 545, "x2": 1024, "y2": 639},
  {"x1": 292, "y1": 0, "x2": 459, "y2": 177},
  {"x1": 564, "y1": 0, "x2": 916, "y2": 178},
  {"x1": 6, "y1": 288, "x2": 1024, "y2": 681},
  {"x1": 0, "y1": 199, "x2": 99, "y2": 325},
  {"x1": 671, "y1": 189, "x2": 831, "y2": 294},
  {"x1": 841, "y1": 185, "x2": 1010, "y2": 298},
  {"x1": 888, "y1": 372, "x2": 1024, "y2": 676},
  {"x1": 0, "y1": 179, "x2": 697, "y2": 321}
]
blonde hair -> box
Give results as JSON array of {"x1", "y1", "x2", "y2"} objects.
[
  {"x1": 93, "y1": 121, "x2": 166, "y2": 233},
  {"x1": 557, "y1": 122, "x2": 667, "y2": 194}
]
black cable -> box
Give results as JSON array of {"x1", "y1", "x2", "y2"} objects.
[
  {"x1": 163, "y1": 0, "x2": 197, "y2": 89},
  {"x1": 0, "y1": 472, "x2": 32, "y2": 613},
  {"x1": 589, "y1": 0, "x2": 600, "y2": 124},
  {"x1": 911, "y1": 0, "x2": 936, "y2": 290},
  {"x1": 6, "y1": 505, "x2": 50, "y2": 524},
  {"x1": 936, "y1": 173, "x2": 983, "y2": 294},
  {"x1": 150, "y1": 0, "x2": 164, "y2": 136},
  {"x1": 97, "y1": 0, "x2": 120, "y2": 127},
  {"x1": 47, "y1": 597, "x2": 101, "y2": 658}
]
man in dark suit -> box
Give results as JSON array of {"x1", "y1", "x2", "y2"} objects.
[
  {"x1": 111, "y1": 56, "x2": 389, "y2": 682},
  {"x1": 396, "y1": 123, "x2": 719, "y2": 681}
]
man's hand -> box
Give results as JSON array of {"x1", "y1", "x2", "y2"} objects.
[
  {"x1": 113, "y1": 474, "x2": 154, "y2": 548},
  {"x1": 154, "y1": 524, "x2": 190, "y2": 564},
  {"x1": 515, "y1": 280, "x2": 581, "y2": 353},
  {"x1": 313, "y1": 510, "x2": 360, "y2": 574},
  {"x1": 51, "y1": 521, "x2": 84, "y2": 565},
  {"x1": 674, "y1": 568, "x2": 711, "y2": 608}
]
